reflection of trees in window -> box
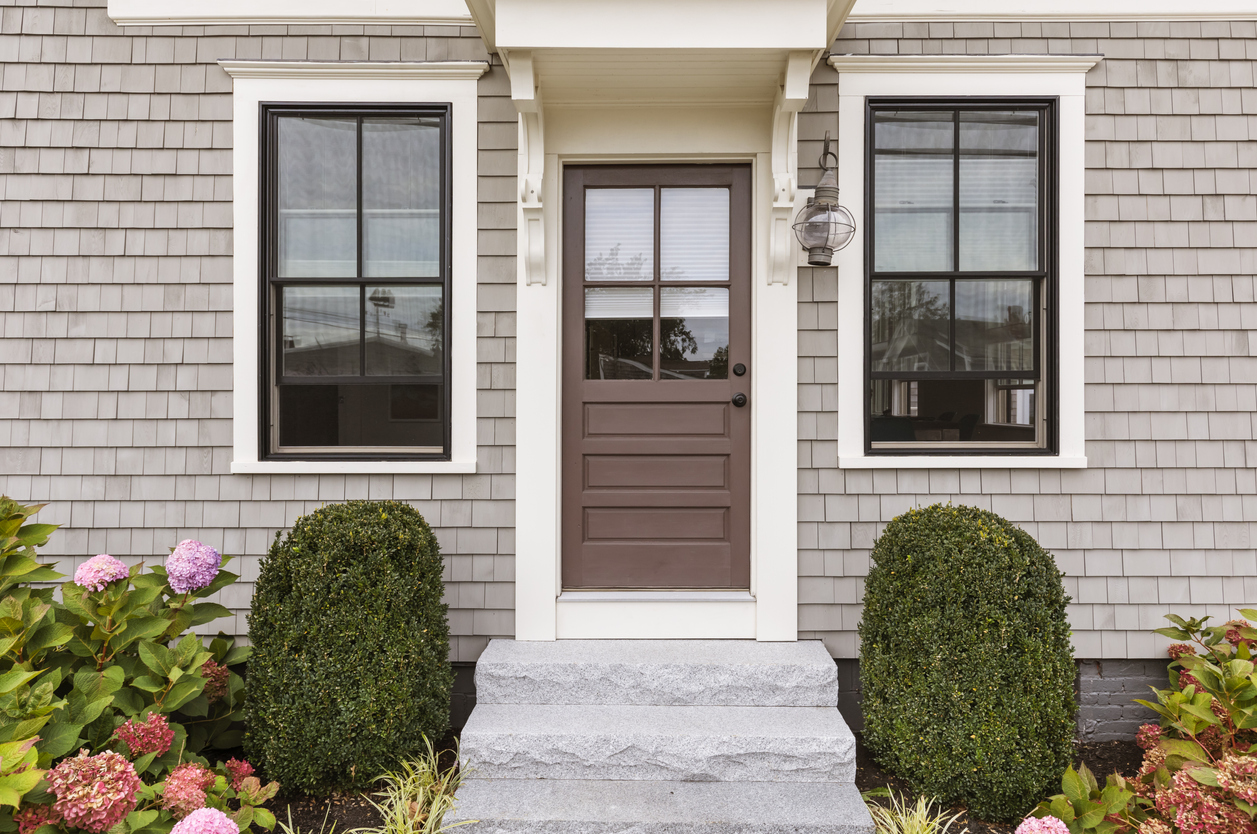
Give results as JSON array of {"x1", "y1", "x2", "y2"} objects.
[
  {"x1": 585, "y1": 244, "x2": 649, "y2": 280},
  {"x1": 871, "y1": 281, "x2": 949, "y2": 372}
]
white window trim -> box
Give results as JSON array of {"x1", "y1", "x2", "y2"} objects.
[
  {"x1": 221, "y1": 60, "x2": 488, "y2": 475},
  {"x1": 109, "y1": 0, "x2": 472, "y2": 26},
  {"x1": 829, "y1": 53, "x2": 1097, "y2": 470}
]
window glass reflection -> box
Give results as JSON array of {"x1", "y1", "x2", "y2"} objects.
[
  {"x1": 364, "y1": 286, "x2": 444, "y2": 376},
  {"x1": 277, "y1": 117, "x2": 357, "y2": 277},
  {"x1": 870, "y1": 281, "x2": 950, "y2": 373},
  {"x1": 278, "y1": 384, "x2": 444, "y2": 448},
  {"x1": 585, "y1": 189, "x2": 654, "y2": 281},
  {"x1": 954, "y1": 280, "x2": 1035, "y2": 372},
  {"x1": 363, "y1": 118, "x2": 442, "y2": 278},
  {"x1": 873, "y1": 111, "x2": 955, "y2": 272},
  {"x1": 869, "y1": 378, "x2": 1039, "y2": 444},
  {"x1": 281, "y1": 286, "x2": 360, "y2": 376},
  {"x1": 960, "y1": 111, "x2": 1039, "y2": 272},
  {"x1": 660, "y1": 287, "x2": 729, "y2": 380},
  {"x1": 585, "y1": 287, "x2": 654, "y2": 379}
]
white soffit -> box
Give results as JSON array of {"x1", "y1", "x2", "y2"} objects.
[
  {"x1": 848, "y1": 0, "x2": 1257, "y2": 21},
  {"x1": 107, "y1": 0, "x2": 474, "y2": 27}
]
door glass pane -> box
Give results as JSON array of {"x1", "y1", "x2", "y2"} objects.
[
  {"x1": 873, "y1": 111, "x2": 954, "y2": 272},
  {"x1": 281, "y1": 285, "x2": 360, "y2": 376},
  {"x1": 365, "y1": 285, "x2": 444, "y2": 376},
  {"x1": 960, "y1": 111, "x2": 1039, "y2": 272},
  {"x1": 660, "y1": 287, "x2": 729, "y2": 380},
  {"x1": 585, "y1": 287, "x2": 654, "y2": 379},
  {"x1": 363, "y1": 117, "x2": 442, "y2": 277},
  {"x1": 585, "y1": 189, "x2": 654, "y2": 281},
  {"x1": 954, "y1": 280, "x2": 1035, "y2": 372},
  {"x1": 277, "y1": 117, "x2": 357, "y2": 277},
  {"x1": 278, "y1": 384, "x2": 444, "y2": 448},
  {"x1": 660, "y1": 188, "x2": 729, "y2": 281},
  {"x1": 870, "y1": 280, "x2": 950, "y2": 372}
]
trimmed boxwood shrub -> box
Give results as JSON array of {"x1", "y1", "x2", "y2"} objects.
[
  {"x1": 859, "y1": 504, "x2": 1075, "y2": 822},
  {"x1": 245, "y1": 500, "x2": 452, "y2": 794}
]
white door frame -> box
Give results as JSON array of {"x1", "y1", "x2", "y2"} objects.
[{"x1": 513, "y1": 101, "x2": 801, "y2": 640}]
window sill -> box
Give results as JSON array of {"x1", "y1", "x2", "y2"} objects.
[
  {"x1": 838, "y1": 455, "x2": 1087, "y2": 470},
  {"x1": 230, "y1": 459, "x2": 477, "y2": 474}
]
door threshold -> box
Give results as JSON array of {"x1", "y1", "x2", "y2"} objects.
[
  {"x1": 559, "y1": 590, "x2": 755, "y2": 603},
  {"x1": 555, "y1": 590, "x2": 756, "y2": 639}
]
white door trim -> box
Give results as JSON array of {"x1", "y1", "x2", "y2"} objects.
[{"x1": 513, "y1": 103, "x2": 800, "y2": 641}]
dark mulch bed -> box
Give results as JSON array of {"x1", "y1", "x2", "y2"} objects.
[
  {"x1": 263, "y1": 731, "x2": 1143, "y2": 834},
  {"x1": 855, "y1": 732, "x2": 1143, "y2": 834}
]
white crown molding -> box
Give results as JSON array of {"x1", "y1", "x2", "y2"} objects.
[
  {"x1": 845, "y1": 0, "x2": 1257, "y2": 21},
  {"x1": 108, "y1": 0, "x2": 473, "y2": 27},
  {"x1": 218, "y1": 60, "x2": 490, "y2": 80},
  {"x1": 828, "y1": 53, "x2": 1101, "y2": 73}
]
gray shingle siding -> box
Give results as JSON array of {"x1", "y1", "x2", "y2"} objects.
[
  {"x1": 1, "y1": 1, "x2": 1254, "y2": 690},
  {"x1": 796, "y1": 20, "x2": 1257, "y2": 661},
  {"x1": 0, "y1": 0, "x2": 516, "y2": 663}
]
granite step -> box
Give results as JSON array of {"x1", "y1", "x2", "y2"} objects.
[
  {"x1": 460, "y1": 703, "x2": 856, "y2": 783},
  {"x1": 448, "y1": 779, "x2": 875, "y2": 834},
  {"x1": 473, "y1": 639, "x2": 838, "y2": 707}
]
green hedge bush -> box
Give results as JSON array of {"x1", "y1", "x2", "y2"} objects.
[
  {"x1": 245, "y1": 500, "x2": 452, "y2": 794},
  {"x1": 859, "y1": 504, "x2": 1075, "y2": 822}
]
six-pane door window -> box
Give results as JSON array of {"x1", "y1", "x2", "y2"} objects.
[
  {"x1": 263, "y1": 106, "x2": 450, "y2": 459},
  {"x1": 866, "y1": 100, "x2": 1055, "y2": 452}
]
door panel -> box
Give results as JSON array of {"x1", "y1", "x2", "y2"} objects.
[{"x1": 562, "y1": 165, "x2": 751, "y2": 589}]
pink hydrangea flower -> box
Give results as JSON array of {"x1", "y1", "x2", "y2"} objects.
[
  {"x1": 166, "y1": 540, "x2": 222, "y2": 594},
  {"x1": 162, "y1": 762, "x2": 217, "y2": 819},
  {"x1": 1157, "y1": 766, "x2": 1251, "y2": 834},
  {"x1": 74, "y1": 554, "x2": 129, "y2": 592},
  {"x1": 114, "y1": 712, "x2": 175, "y2": 756},
  {"x1": 47, "y1": 749, "x2": 141, "y2": 833},
  {"x1": 1136, "y1": 723, "x2": 1163, "y2": 751},
  {"x1": 171, "y1": 808, "x2": 240, "y2": 834},
  {"x1": 1015, "y1": 816, "x2": 1070, "y2": 834},
  {"x1": 202, "y1": 659, "x2": 230, "y2": 704},
  {"x1": 14, "y1": 803, "x2": 62, "y2": 834},
  {"x1": 225, "y1": 758, "x2": 254, "y2": 791}
]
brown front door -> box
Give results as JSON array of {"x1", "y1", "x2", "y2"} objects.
[{"x1": 561, "y1": 165, "x2": 751, "y2": 589}]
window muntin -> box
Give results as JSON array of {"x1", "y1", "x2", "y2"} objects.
[
  {"x1": 866, "y1": 101, "x2": 1053, "y2": 454},
  {"x1": 263, "y1": 106, "x2": 450, "y2": 459}
]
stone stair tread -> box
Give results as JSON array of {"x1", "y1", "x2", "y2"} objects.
[
  {"x1": 474, "y1": 639, "x2": 838, "y2": 707},
  {"x1": 461, "y1": 704, "x2": 855, "y2": 783},
  {"x1": 449, "y1": 778, "x2": 874, "y2": 834}
]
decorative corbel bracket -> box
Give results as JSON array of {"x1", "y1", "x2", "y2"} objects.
[
  {"x1": 769, "y1": 50, "x2": 814, "y2": 286},
  {"x1": 509, "y1": 51, "x2": 547, "y2": 286}
]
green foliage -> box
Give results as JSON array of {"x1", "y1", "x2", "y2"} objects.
[
  {"x1": 0, "y1": 497, "x2": 271, "y2": 834},
  {"x1": 861, "y1": 789, "x2": 965, "y2": 834},
  {"x1": 859, "y1": 504, "x2": 1076, "y2": 823},
  {"x1": 1036, "y1": 763, "x2": 1141, "y2": 834},
  {"x1": 348, "y1": 738, "x2": 471, "y2": 834},
  {"x1": 1034, "y1": 610, "x2": 1257, "y2": 833},
  {"x1": 246, "y1": 500, "x2": 453, "y2": 794}
]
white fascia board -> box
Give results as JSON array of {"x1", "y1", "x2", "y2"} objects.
[
  {"x1": 847, "y1": 0, "x2": 1257, "y2": 21},
  {"x1": 831, "y1": 54, "x2": 1091, "y2": 472},
  {"x1": 224, "y1": 61, "x2": 485, "y2": 476},
  {"x1": 494, "y1": 0, "x2": 828, "y2": 50},
  {"x1": 108, "y1": 0, "x2": 474, "y2": 26}
]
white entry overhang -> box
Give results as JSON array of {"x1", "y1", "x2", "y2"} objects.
[{"x1": 476, "y1": 0, "x2": 856, "y2": 642}]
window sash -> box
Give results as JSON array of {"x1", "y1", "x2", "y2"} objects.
[
  {"x1": 863, "y1": 97, "x2": 1057, "y2": 455},
  {"x1": 260, "y1": 104, "x2": 452, "y2": 460}
]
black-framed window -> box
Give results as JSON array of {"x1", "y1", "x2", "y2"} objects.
[
  {"x1": 260, "y1": 104, "x2": 451, "y2": 460},
  {"x1": 865, "y1": 98, "x2": 1057, "y2": 454}
]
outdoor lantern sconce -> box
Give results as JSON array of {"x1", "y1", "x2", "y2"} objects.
[{"x1": 792, "y1": 132, "x2": 856, "y2": 266}]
